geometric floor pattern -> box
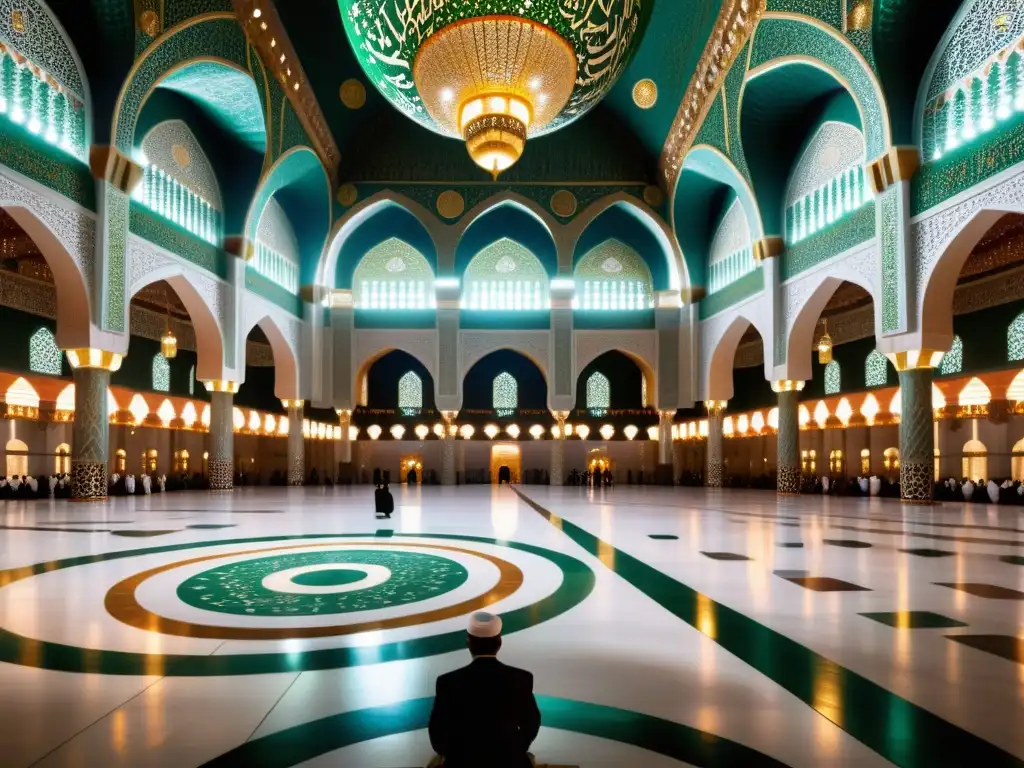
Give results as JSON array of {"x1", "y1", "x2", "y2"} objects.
[{"x1": 2, "y1": 485, "x2": 1024, "y2": 766}]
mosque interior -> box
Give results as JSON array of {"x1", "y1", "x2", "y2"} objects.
[{"x1": 1, "y1": 0, "x2": 1024, "y2": 765}]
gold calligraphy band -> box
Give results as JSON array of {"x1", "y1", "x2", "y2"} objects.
[{"x1": 105, "y1": 542, "x2": 524, "y2": 640}]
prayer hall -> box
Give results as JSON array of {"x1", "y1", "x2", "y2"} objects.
[{"x1": 1, "y1": 0, "x2": 1024, "y2": 765}]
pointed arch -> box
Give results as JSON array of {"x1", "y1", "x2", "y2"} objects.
[
  {"x1": 704, "y1": 313, "x2": 768, "y2": 401},
  {"x1": 242, "y1": 313, "x2": 300, "y2": 401},
  {"x1": 398, "y1": 371, "x2": 423, "y2": 414},
  {"x1": 586, "y1": 372, "x2": 611, "y2": 415},
  {"x1": 493, "y1": 372, "x2": 518, "y2": 416},
  {"x1": 456, "y1": 201, "x2": 558, "y2": 279},
  {"x1": 151, "y1": 354, "x2": 170, "y2": 392},
  {"x1": 824, "y1": 361, "x2": 841, "y2": 395},
  {"x1": 29, "y1": 327, "x2": 61, "y2": 375},
  {"x1": 865, "y1": 350, "x2": 889, "y2": 387}
]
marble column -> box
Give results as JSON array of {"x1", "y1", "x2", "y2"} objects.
[
  {"x1": 207, "y1": 383, "x2": 237, "y2": 490},
  {"x1": 705, "y1": 401, "x2": 726, "y2": 487},
  {"x1": 441, "y1": 411, "x2": 457, "y2": 486},
  {"x1": 285, "y1": 400, "x2": 304, "y2": 486},
  {"x1": 550, "y1": 412, "x2": 568, "y2": 486},
  {"x1": 69, "y1": 350, "x2": 121, "y2": 500},
  {"x1": 774, "y1": 382, "x2": 804, "y2": 496},
  {"x1": 897, "y1": 367, "x2": 936, "y2": 503},
  {"x1": 657, "y1": 410, "x2": 675, "y2": 484}
]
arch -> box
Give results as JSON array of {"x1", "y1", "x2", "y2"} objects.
[
  {"x1": 355, "y1": 343, "x2": 438, "y2": 409},
  {"x1": 455, "y1": 192, "x2": 559, "y2": 247},
  {"x1": 573, "y1": 202, "x2": 672, "y2": 291},
  {"x1": 463, "y1": 239, "x2": 549, "y2": 311},
  {"x1": 958, "y1": 376, "x2": 990, "y2": 406},
  {"x1": 962, "y1": 438, "x2": 988, "y2": 481},
  {"x1": 398, "y1": 371, "x2": 423, "y2": 414},
  {"x1": 0, "y1": 0, "x2": 93, "y2": 155},
  {"x1": 151, "y1": 354, "x2": 170, "y2": 393},
  {"x1": 939, "y1": 335, "x2": 963, "y2": 376},
  {"x1": 7, "y1": 377, "x2": 39, "y2": 408},
  {"x1": 242, "y1": 314, "x2": 300, "y2": 401},
  {"x1": 319, "y1": 192, "x2": 443, "y2": 287},
  {"x1": 784, "y1": 275, "x2": 878, "y2": 381},
  {"x1": 492, "y1": 372, "x2": 518, "y2": 416},
  {"x1": 824, "y1": 361, "x2": 841, "y2": 395},
  {"x1": 128, "y1": 268, "x2": 224, "y2": 382},
  {"x1": 351, "y1": 238, "x2": 435, "y2": 309},
  {"x1": 674, "y1": 146, "x2": 762, "y2": 289},
  {"x1": 54, "y1": 442, "x2": 70, "y2": 474},
  {"x1": 456, "y1": 201, "x2": 558, "y2": 279},
  {"x1": 245, "y1": 147, "x2": 331, "y2": 288},
  {"x1": 575, "y1": 346, "x2": 655, "y2": 410},
  {"x1": 704, "y1": 313, "x2": 768, "y2": 401},
  {"x1": 586, "y1": 372, "x2": 611, "y2": 415},
  {"x1": 5, "y1": 438, "x2": 27, "y2": 477},
  {"x1": 462, "y1": 349, "x2": 548, "y2": 411},
  {"x1": 2, "y1": 204, "x2": 91, "y2": 349},
  {"x1": 29, "y1": 327, "x2": 61, "y2": 375},
  {"x1": 865, "y1": 349, "x2": 889, "y2": 387},
  {"x1": 921, "y1": 207, "x2": 1024, "y2": 348}
]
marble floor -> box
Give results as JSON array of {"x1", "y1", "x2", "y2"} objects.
[{"x1": 1, "y1": 485, "x2": 1023, "y2": 767}]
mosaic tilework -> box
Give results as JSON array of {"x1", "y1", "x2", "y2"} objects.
[
  {"x1": 693, "y1": 87, "x2": 727, "y2": 157},
  {"x1": 786, "y1": 122, "x2": 865, "y2": 204},
  {"x1": 0, "y1": 128, "x2": 94, "y2": 209},
  {"x1": 880, "y1": 189, "x2": 900, "y2": 332},
  {"x1": 128, "y1": 202, "x2": 224, "y2": 276},
  {"x1": 781, "y1": 200, "x2": 875, "y2": 280},
  {"x1": 141, "y1": 120, "x2": 222, "y2": 209},
  {"x1": 103, "y1": 185, "x2": 128, "y2": 333},
  {"x1": 0, "y1": 0, "x2": 85, "y2": 98},
  {"x1": 751, "y1": 16, "x2": 887, "y2": 159},
  {"x1": 698, "y1": 267, "x2": 763, "y2": 319},
  {"x1": 766, "y1": 0, "x2": 842, "y2": 30}
]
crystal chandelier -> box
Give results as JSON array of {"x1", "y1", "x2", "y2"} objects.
[
  {"x1": 817, "y1": 319, "x2": 833, "y2": 365},
  {"x1": 413, "y1": 17, "x2": 577, "y2": 178}
]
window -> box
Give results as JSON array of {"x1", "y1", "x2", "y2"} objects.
[
  {"x1": 939, "y1": 335, "x2": 963, "y2": 375},
  {"x1": 801, "y1": 449, "x2": 817, "y2": 474},
  {"x1": 824, "y1": 361, "x2": 841, "y2": 395},
  {"x1": 29, "y1": 328, "x2": 61, "y2": 376},
  {"x1": 152, "y1": 354, "x2": 170, "y2": 392},
  {"x1": 586, "y1": 372, "x2": 610, "y2": 416},
  {"x1": 493, "y1": 372, "x2": 517, "y2": 417},
  {"x1": 134, "y1": 164, "x2": 221, "y2": 243},
  {"x1": 1011, "y1": 312, "x2": 1024, "y2": 361},
  {"x1": 174, "y1": 449, "x2": 190, "y2": 474},
  {"x1": 573, "y1": 240, "x2": 654, "y2": 310},
  {"x1": 829, "y1": 450, "x2": 844, "y2": 474},
  {"x1": 398, "y1": 371, "x2": 423, "y2": 415},
  {"x1": 1013, "y1": 438, "x2": 1024, "y2": 482},
  {"x1": 5, "y1": 439, "x2": 27, "y2": 477},
  {"x1": 0, "y1": 47, "x2": 86, "y2": 158},
  {"x1": 860, "y1": 448, "x2": 870, "y2": 475},
  {"x1": 865, "y1": 350, "x2": 888, "y2": 387},
  {"x1": 54, "y1": 443, "x2": 70, "y2": 474},
  {"x1": 464, "y1": 239, "x2": 548, "y2": 311},
  {"x1": 353, "y1": 238, "x2": 435, "y2": 310},
  {"x1": 883, "y1": 448, "x2": 900, "y2": 475},
  {"x1": 641, "y1": 374, "x2": 648, "y2": 408},
  {"x1": 189, "y1": 365, "x2": 195, "y2": 396},
  {"x1": 115, "y1": 449, "x2": 127, "y2": 473},
  {"x1": 143, "y1": 449, "x2": 158, "y2": 474},
  {"x1": 962, "y1": 439, "x2": 988, "y2": 482}
]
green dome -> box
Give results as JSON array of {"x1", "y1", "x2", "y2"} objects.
[{"x1": 340, "y1": 0, "x2": 650, "y2": 138}]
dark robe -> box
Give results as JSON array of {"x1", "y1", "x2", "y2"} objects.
[
  {"x1": 374, "y1": 487, "x2": 394, "y2": 516},
  {"x1": 429, "y1": 657, "x2": 540, "y2": 768}
]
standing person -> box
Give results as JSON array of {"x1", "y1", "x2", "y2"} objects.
[
  {"x1": 428, "y1": 612, "x2": 540, "y2": 768},
  {"x1": 374, "y1": 482, "x2": 394, "y2": 518}
]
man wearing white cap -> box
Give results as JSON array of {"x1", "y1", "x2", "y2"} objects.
[{"x1": 428, "y1": 612, "x2": 541, "y2": 767}]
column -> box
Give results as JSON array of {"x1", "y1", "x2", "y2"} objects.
[
  {"x1": 774, "y1": 381, "x2": 804, "y2": 496},
  {"x1": 550, "y1": 412, "x2": 568, "y2": 486},
  {"x1": 67, "y1": 349, "x2": 122, "y2": 500},
  {"x1": 336, "y1": 409, "x2": 352, "y2": 483},
  {"x1": 897, "y1": 366, "x2": 936, "y2": 503},
  {"x1": 206, "y1": 381, "x2": 238, "y2": 490},
  {"x1": 441, "y1": 411, "x2": 457, "y2": 486},
  {"x1": 705, "y1": 401, "x2": 726, "y2": 487},
  {"x1": 284, "y1": 400, "x2": 304, "y2": 486},
  {"x1": 657, "y1": 410, "x2": 674, "y2": 485}
]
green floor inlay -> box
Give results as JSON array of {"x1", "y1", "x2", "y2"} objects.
[
  {"x1": 199, "y1": 695, "x2": 792, "y2": 768},
  {"x1": 860, "y1": 611, "x2": 968, "y2": 629},
  {"x1": 178, "y1": 550, "x2": 467, "y2": 617},
  {"x1": 648, "y1": 534, "x2": 679, "y2": 540},
  {"x1": 290, "y1": 569, "x2": 366, "y2": 587},
  {"x1": 513, "y1": 488, "x2": 1024, "y2": 767},
  {"x1": 999, "y1": 555, "x2": 1024, "y2": 566}
]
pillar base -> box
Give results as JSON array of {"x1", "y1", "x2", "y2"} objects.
[
  {"x1": 900, "y1": 460, "x2": 933, "y2": 503},
  {"x1": 71, "y1": 460, "x2": 108, "y2": 500},
  {"x1": 706, "y1": 461, "x2": 723, "y2": 488},
  {"x1": 208, "y1": 460, "x2": 234, "y2": 491},
  {"x1": 655, "y1": 464, "x2": 675, "y2": 486},
  {"x1": 777, "y1": 466, "x2": 801, "y2": 495}
]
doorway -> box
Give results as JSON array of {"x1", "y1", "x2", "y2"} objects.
[
  {"x1": 401, "y1": 454, "x2": 423, "y2": 485},
  {"x1": 490, "y1": 444, "x2": 521, "y2": 485}
]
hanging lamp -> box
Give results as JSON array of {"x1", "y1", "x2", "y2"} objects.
[
  {"x1": 160, "y1": 286, "x2": 178, "y2": 359},
  {"x1": 817, "y1": 319, "x2": 833, "y2": 365}
]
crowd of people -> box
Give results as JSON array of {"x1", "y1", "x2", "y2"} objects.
[{"x1": 0, "y1": 474, "x2": 73, "y2": 499}]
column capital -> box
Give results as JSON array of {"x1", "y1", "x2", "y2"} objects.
[
  {"x1": 753, "y1": 237, "x2": 784, "y2": 263},
  {"x1": 771, "y1": 380, "x2": 805, "y2": 393},
  {"x1": 203, "y1": 380, "x2": 240, "y2": 394},
  {"x1": 886, "y1": 350, "x2": 943, "y2": 372},
  {"x1": 867, "y1": 146, "x2": 921, "y2": 195},
  {"x1": 335, "y1": 408, "x2": 352, "y2": 419},
  {"x1": 704, "y1": 400, "x2": 727, "y2": 417},
  {"x1": 223, "y1": 236, "x2": 253, "y2": 261},
  {"x1": 281, "y1": 399, "x2": 305, "y2": 410},
  {"x1": 435, "y1": 277, "x2": 461, "y2": 309},
  {"x1": 66, "y1": 348, "x2": 123, "y2": 371},
  {"x1": 681, "y1": 286, "x2": 706, "y2": 304},
  {"x1": 89, "y1": 146, "x2": 144, "y2": 193}
]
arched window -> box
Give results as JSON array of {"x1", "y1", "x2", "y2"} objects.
[
  {"x1": 188, "y1": 365, "x2": 195, "y2": 396},
  {"x1": 939, "y1": 335, "x2": 963, "y2": 375},
  {"x1": 464, "y1": 239, "x2": 548, "y2": 311},
  {"x1": 962, "y1": 439, "x2": 988, "y2": 482},
  {"x1": 398, "y1": 371, "x2": 423, "y2": 415},
  {"x1": 883, "y1": 447, "x2": 900, "y2": 476},
  {"x1": 865, "y1": 350, "x2": 888, "y2": 387},
  {"x1": 573, "y1": 240, "x2": 653, "y2": 310},
  {"x1": 586, "y1": 372, "x2": 610, "y2": 416},
  {"x1": 174, "y1": 449, "x2": 190, "y2": 474},
  {"x1": 5, "y1": 439, "x2": 27, "y2": 477},
  {"x1": 353, "y1": 238, "x2": 435, "y2": 310},
  {"x1": 152, "y1": 355, "x2": 171, "y2": 392},
  {"x1": 829, "y1": 449, "x2": 844, "y2": 474},
  {"x1": 1013, "y1": 438, "x2": 1024, "y2": 482},
  {"x1": 493, "y1": 372, "x2": 518, "y2": 417},
  {"x1": 115, "y1": 449, "x2": 127, "y2": 473},
  {"x1": 860, "y1": 448, "x2": 871, "y2": 475},
  {"x1": 54, "y1": 443, "x2": 70, "y2": 474},
  {"x1": 1010, "y1": 312, "x2": 1024, "y2": 361},
  {"x1": 29, "y1": 327, "x2": 61, "y2": 376},
  {"x1": 824, "y1": 361, "x2": 841, "y2": 395}
]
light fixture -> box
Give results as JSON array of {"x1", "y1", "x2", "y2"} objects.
[
  {"x1": 413, "y1": 17, "x2": 577, "y2": 178},
  {"x1": 599, "y1": 424, "x2": 615, "y2": 441},
  {"x1": 349, "y1": 426, "x2": 359, "y2": 441},
  {"x1": 252, "y1": 7, "x2": 262, "y2": 18},
  {"x1": 433, "y1": 423, "x2": 444, "y2": 437},
  {"x1": 576, "y1": 425, "x2": 590, "y2": 441},
  {"x1": 550, "y1": 425, "x2": 561, "y2": 439},
  {"x1": 484, "y1": 424, "x2": 499, "y2": 439},
  {"x1": 460, "y1": 424, "x2": 475, "y2": 440},
  {"x1": 563, "y1": 423, "x2": 574, "y2": 437},
  {"x1": 367, "y1": 424, "x2": 382, "y2": 440},
  {"x1": 160, "y1": 287, "x2": 178, "y2": 359},
  {"x1": 647, "y1": 426, "x2": 659, "y2": 440},
  {"x1": 817, "y1": 318, "x2": 833, "y2": 364},
  {"x1": 390, "y1": 424, "x2": 406, "y2": 440},
  {"x1": 506, "y1": 424, "x2": 520, "y2": 439},
  {"x1": 530, "y1": 425, "x2": 544, "y2": 439},
  {"x1": 415, "y1": 424, "x2": 429, "y2": 440},
  {"x1": 623, "y1": 425, "x2": 638, "y2": 440}
]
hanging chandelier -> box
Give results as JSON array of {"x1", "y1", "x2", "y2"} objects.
[
  {"x1": 413, "y1": 17, "x2": 577, "y2": 178},
  {"x1": 161, "y1": 288, "x2": 177, "y2": 359},
  {"x1": 817, "y1": 319, "x2": 833, "y2": 365}
]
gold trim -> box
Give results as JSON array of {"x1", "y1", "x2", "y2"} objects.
[
  {"x1": 202, "y1": 380, "x2": 240, "y2": 394},
  {"x1": 886, "y1": 350, "x2": 942, "y2": 371},
  {"x1": 753, "y1": 236, "x2": 784, "y2": 262},
  {"x1": 88, "y1": 146, "x2": 144, "y2": 193},
  {"x1": 104, "y1": 542, "x2": 524, "y2": 640},
  {"x1": 866, "y1": 146, "x2": 921, "y2": 194},
  {"x1": 771, "y1": 380, "x2": 806, "y2": 393},
  {"x1": 280, "y1": 399, "x2": 304, "y2": 409},
  {"x1": 66, "y1": 348, "x2": 124, "y2": 372}
]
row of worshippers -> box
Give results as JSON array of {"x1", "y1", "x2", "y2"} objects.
[
  {"x1": 109, "y1": 473, "x2": 167, "y2": 495},
  {"x1": 936, "y1": 477, "x2": 1024, "y2": 504},
  {"x1": 567, "y1": 468, "x2": 614, "y2": 487},
  {"x1": 0, "y1": 474, "x2": 73, "y2": 499}
]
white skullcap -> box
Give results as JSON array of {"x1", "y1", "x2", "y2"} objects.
[{"x1": 467, "y1": 611, "x2": 502, "y2": 638}]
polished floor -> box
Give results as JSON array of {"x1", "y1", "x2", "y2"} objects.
[{"x1": 1, "y1": 485, "x2": 1023, "y2": 767}]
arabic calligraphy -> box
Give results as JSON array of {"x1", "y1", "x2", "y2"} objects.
[{"x1": 342, "y1": 0, "x2": 644, "y2": 135}]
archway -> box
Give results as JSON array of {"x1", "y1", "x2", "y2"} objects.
[
  {"x1": 242, "y1": 315, "x2": 300, "y2": 401},
  {"x1": 704, "y1": 315, "x2": 768, "y2": 403},
  {"x1": 455, "y1": 202, "x2": 558, "y2": 280},
  {"x1": 962, "y1": 439, "x2": 988, "y2": 482},
  {"x1": 5, "y1": 439, "x2": 27, "y2": 477},
  {"x1": 462, "y1": 350, "x2": 549, "y2": 417},
  {"x1": 362, "y1": 351, "x2": 436, "y2": 414},
  {"x1": 575, "y1": 351, "x2": 649, "y2": 414}
]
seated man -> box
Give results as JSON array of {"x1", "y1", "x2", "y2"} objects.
[{"x1": 429, "y1": 612, "x2": 540, "y2": 768}]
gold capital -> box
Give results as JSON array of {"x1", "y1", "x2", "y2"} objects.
[
  {"x1": 66, "y1": 348, "x2": 123, "y2": 372},
  {"x1": 203, "y1": 380, "x2": 241, "y2": 394},
  {"x1": 89, "y1": 146, "x2": 143, "y2": 194},
  {"x1": 771, "y1": 380, "x2": 806, "y2": 393}
]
